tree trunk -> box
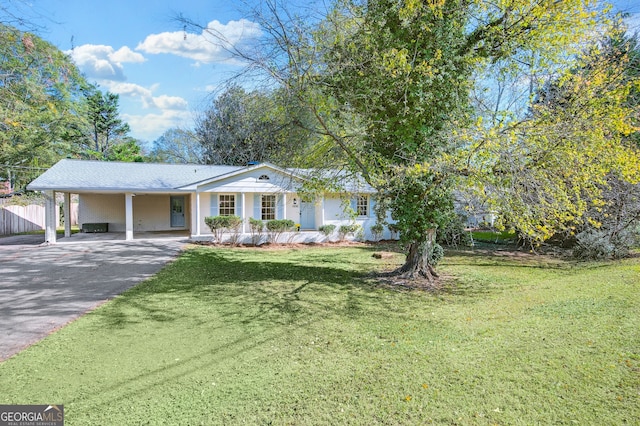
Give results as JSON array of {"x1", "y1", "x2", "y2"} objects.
[{"x1": 394, "y1": 228, "x2": 439, "y2": 282}]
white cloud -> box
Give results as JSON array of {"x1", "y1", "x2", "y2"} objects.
[
  {"x1": 153, "y1": 95, "x2": 189, "y2": 110},
  {"x1": 136, "y1": 19, "x2": 262, "y2": 64},
  {"x1": 101, "y1": 81, "x2": 188, "y2": 111},
  {"x1": 97, "y1": 81, "x2": 191, "y2": 141},
  {"x1": 123, "y1": 109, "x2": 194, "y2": 142},
  {"x1": 68, "y1": 44, "x2": 145, "y2": 81}
]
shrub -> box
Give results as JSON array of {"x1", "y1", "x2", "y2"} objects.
[
  {"x1": 249, "y1": 217, "x2": 264, "y2": 245},
  {"x1": 318, "y1": 224, "x2": 336, "y2": 236},
  {"x1": 430, "y1": 243, "x2": 444, "y2": 266},
  {"x1": 266, "y1": 219, "x2": 295, "y2": 243},
  {"x1": 573, "y1": 228, "x2": 638, "y2": 260},
  {"x1": 338, "y1": 224, "x2": 361, "y2": 241},
  {"x1": 370, "y1": 223, "x2": 384, "y2": 242},
  {"x1": 204, "y1": 215, "x2": 242, "y2": 244},
  {"x1": 388, "y1": 223, "x2": 400, "y2": 239},
  {"x1": 437, "y1": 214, "x2": 473, "y2": 247}
]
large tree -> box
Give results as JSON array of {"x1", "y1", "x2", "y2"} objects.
[
  {"x1": 461, "y1": 23, "x2": 640, "y2": 249},
  {"x1": 0, "y1": 23, "x2": 89, "y2": 188},
  {"x1": 149, "y1": 128, "x2": 204, "y2": 164},
  {"x1": 315, "y1": 0, "x2": 615, "y2": 280},
  {"x1": 196, "y1": 85, "x2": 316, "y2": 166},
  {"x1": 76, "y1": 86, "x2": 132, "y2": 160},
  {"x1": 517, "y1": 27, "x2": 640, "y2": 255},
  {"x1": 185, "y1": 0, "x2": 635, "y2": 282}
]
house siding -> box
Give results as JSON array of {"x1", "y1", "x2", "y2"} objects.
[
  {"x1": 135, "y1": 195, "x2": 189, "y2": 231},
  {"x1": 30, "y1": 160, "x2": 396, "y2": 243},
  {"x1": 79, "y1": 193, "x2": 189, "y2": 232},
  {"x1": 79, "y1": 194, "x2": 126, "y2": 232}
]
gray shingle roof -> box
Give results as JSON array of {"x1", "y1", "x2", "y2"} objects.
[{"x1": 27, "y1": 159, "x2": 242, "y2": 192}]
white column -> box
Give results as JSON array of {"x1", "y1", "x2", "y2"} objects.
[
  {"x1": 321, "y1": 196, "x2": 326, "y2": 226},
  {"x1": 125, "y1": 193, "x2": 134, "y2": 240},
  {"x1": 63, "y1": 192, "x2": 71, "y2": 238},
  {"x1": 44, "y1": 190, "x2": 57, "y2": 244},
  {"x1": 241, "y1": 192, "x2": 246, "y2": 233},
  {"x1": 282, "y1": 193, "x2": 287, "y2": 220},
  {"x1": 195, "y1": 191, "x2": 201, "y2": 236}
]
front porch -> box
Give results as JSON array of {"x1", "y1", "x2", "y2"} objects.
[
  {"x1": 189, "y1": 230, "x2": 335, "y2": 245},
  {"x1": 49, "y1": 230, "x2": 353, "y2": 245}
]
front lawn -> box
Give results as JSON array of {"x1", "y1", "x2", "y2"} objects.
[{"x1": 1, "y1": 245, "x2": 638, "y2": 425}]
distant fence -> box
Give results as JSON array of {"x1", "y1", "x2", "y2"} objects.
[{"x1": 0, "y1": 203, "x2": 78, "y2": 235}]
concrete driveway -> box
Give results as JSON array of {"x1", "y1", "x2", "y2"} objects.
[{"x1": 0, "y1": 233, "x2": 188, "y2": 361}]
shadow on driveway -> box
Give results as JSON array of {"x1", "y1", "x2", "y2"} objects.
[{"x1": 0, "y1": 235, "x2": 187, "y2": 361}]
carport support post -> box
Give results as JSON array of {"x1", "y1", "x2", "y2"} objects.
[
  {"x1": 44, "y1": 190, "x2": 57, "y2": 244},
  {"x1": 63, "y1": 192, "x2": 71, "y2": 238},
  {"x1": 192, "y1": 191, "x2": 201, "y2": 237},
  {"x1": 125, "y1": 193, "x2": 134, "y2": 241}
]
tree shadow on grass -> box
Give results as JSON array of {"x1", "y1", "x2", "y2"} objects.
[
  {"x1": 442, "y1": 247, "x2": 572, "y2": 270},
  {"x1": 92, "y1": 247, "x2": 390, "y2": 331},
  {"x1": 75, "y1": 247, "x2": 418, "y2": 411}
]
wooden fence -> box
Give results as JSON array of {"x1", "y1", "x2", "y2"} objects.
[{"x1": 0, "y1": 203, "x2": 78, "y2": 235}]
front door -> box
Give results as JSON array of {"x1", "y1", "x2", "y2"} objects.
[
  {"x1": 170, "y1": 196, "x2": 185, "y2": 227},
  {"x1": 300, "y1": 201, "x2": 315, "y2": 229}
]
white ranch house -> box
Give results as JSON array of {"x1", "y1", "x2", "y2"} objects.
[{"x1": 27, "y1": 159, "x2": 394, "y2": 244}]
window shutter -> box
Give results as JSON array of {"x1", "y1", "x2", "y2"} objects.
[
  {"x1": 369, "y1": 196, "x2": 375, "y2": 218},
  {"x1": 236, "y1": 193, "x2": 242, "y2": 217},
  {"x1": 350, "y1": 197, "x2": 357, "y2": 215},
  {"x1": 254, "y1": 193, "x2": 260, "y2": 219},
  {"x1": 276, "y1": 194, "x2": 284, "y2": 219},
  {"x1": 210, "y1": 194, "x2": 218, "y2": 216}
]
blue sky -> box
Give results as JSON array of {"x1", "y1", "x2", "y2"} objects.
[
  {"x1": 19, "y1": 0, "x2": 263, "y2": 143},
  {"x1": 15, "y1": 0, "x2": 640, "y2": 144}
]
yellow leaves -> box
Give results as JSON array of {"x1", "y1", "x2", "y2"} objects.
[
  {"x1": 399, "y1": 0, "x2": 445, "y2": 22},
  {"x1": 3, "y1": 118, "x2": 20, "y2": 127},
  {"x1": 587, "y1": 217, "x2": 602, "y2": 228},
  {"x1": 382, "y1": 48, "x2": 411, "y2": 77}
]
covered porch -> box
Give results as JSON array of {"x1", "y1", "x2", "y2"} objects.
[{"x1": 42, "y1": 190, "x2": 193, "y2": 244}]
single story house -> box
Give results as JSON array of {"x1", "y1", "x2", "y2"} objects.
[{"x1": 27, "y1": 159, "x2": 393, "y2": 244}]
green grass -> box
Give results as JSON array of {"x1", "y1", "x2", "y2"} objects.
[
  {"x1": 1, "y1": 245, "x2": 638, "y2": 425},
  {"x1": 471, "y1": 230, "x2": 517, "y2": 244}
]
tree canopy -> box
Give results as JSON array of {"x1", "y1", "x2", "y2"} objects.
[
  {"x1": 190, "y1": 0, "x2": 638, "y2": 281},
  {"x1": 0, "y1": 23, "x2": 89, "y2": 188},
  {"x1": 195, "y1": 85, "x2": 319, "y2": 167},
  {"x1": 0, "y1": 22, "x2": 145, "y2": 190},
  {"x1": 149, "y1": 128, "x2": 204, "y2": 164}
]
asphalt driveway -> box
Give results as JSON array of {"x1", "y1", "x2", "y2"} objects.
[{"x1": 0, "y1": 233, "x2": 188, "y2": 361}]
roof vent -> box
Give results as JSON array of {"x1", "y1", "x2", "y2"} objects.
[{"x1": 258, "y1": 174, "x2": 270, "y2": 181}]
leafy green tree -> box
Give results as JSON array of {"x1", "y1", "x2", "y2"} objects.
[
  {"x1": 0, "y1": 23, "x2": 89, "y2": 188},
  {"x1": 105, "y1": 138, "x2": 145, "y2": 162},
  {"x1": 149, "y1": 128, "x2": 203, "y2": 164},
  {"x1": 184, "y1": 0, "x2": 629, "y2": 281},
  {"x1": 77, "y1": 87, "x2": 131, "y2": 160},
  {"x1": 196, "y1": 84, "x2": 317, "y2": 166},
  {"x1": 462, "y1": 25, "x2": 640, "y2": 249},
  {"x1": 520, "y1": 28, "x2": 640, "y2": 255},
  {"x1": 312, "y1": 0, "x2": 611, "y2": 280}
]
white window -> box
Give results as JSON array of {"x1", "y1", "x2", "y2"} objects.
[
  {"x1": 356, "y1": 195, "x2": 369, "y2": 217},
  {"x1": 219, "y1": 194, "x2": 235, "y2": 216},
  {"x1": 261, "y1": 195, "x2": 276, "y2": 220}
]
